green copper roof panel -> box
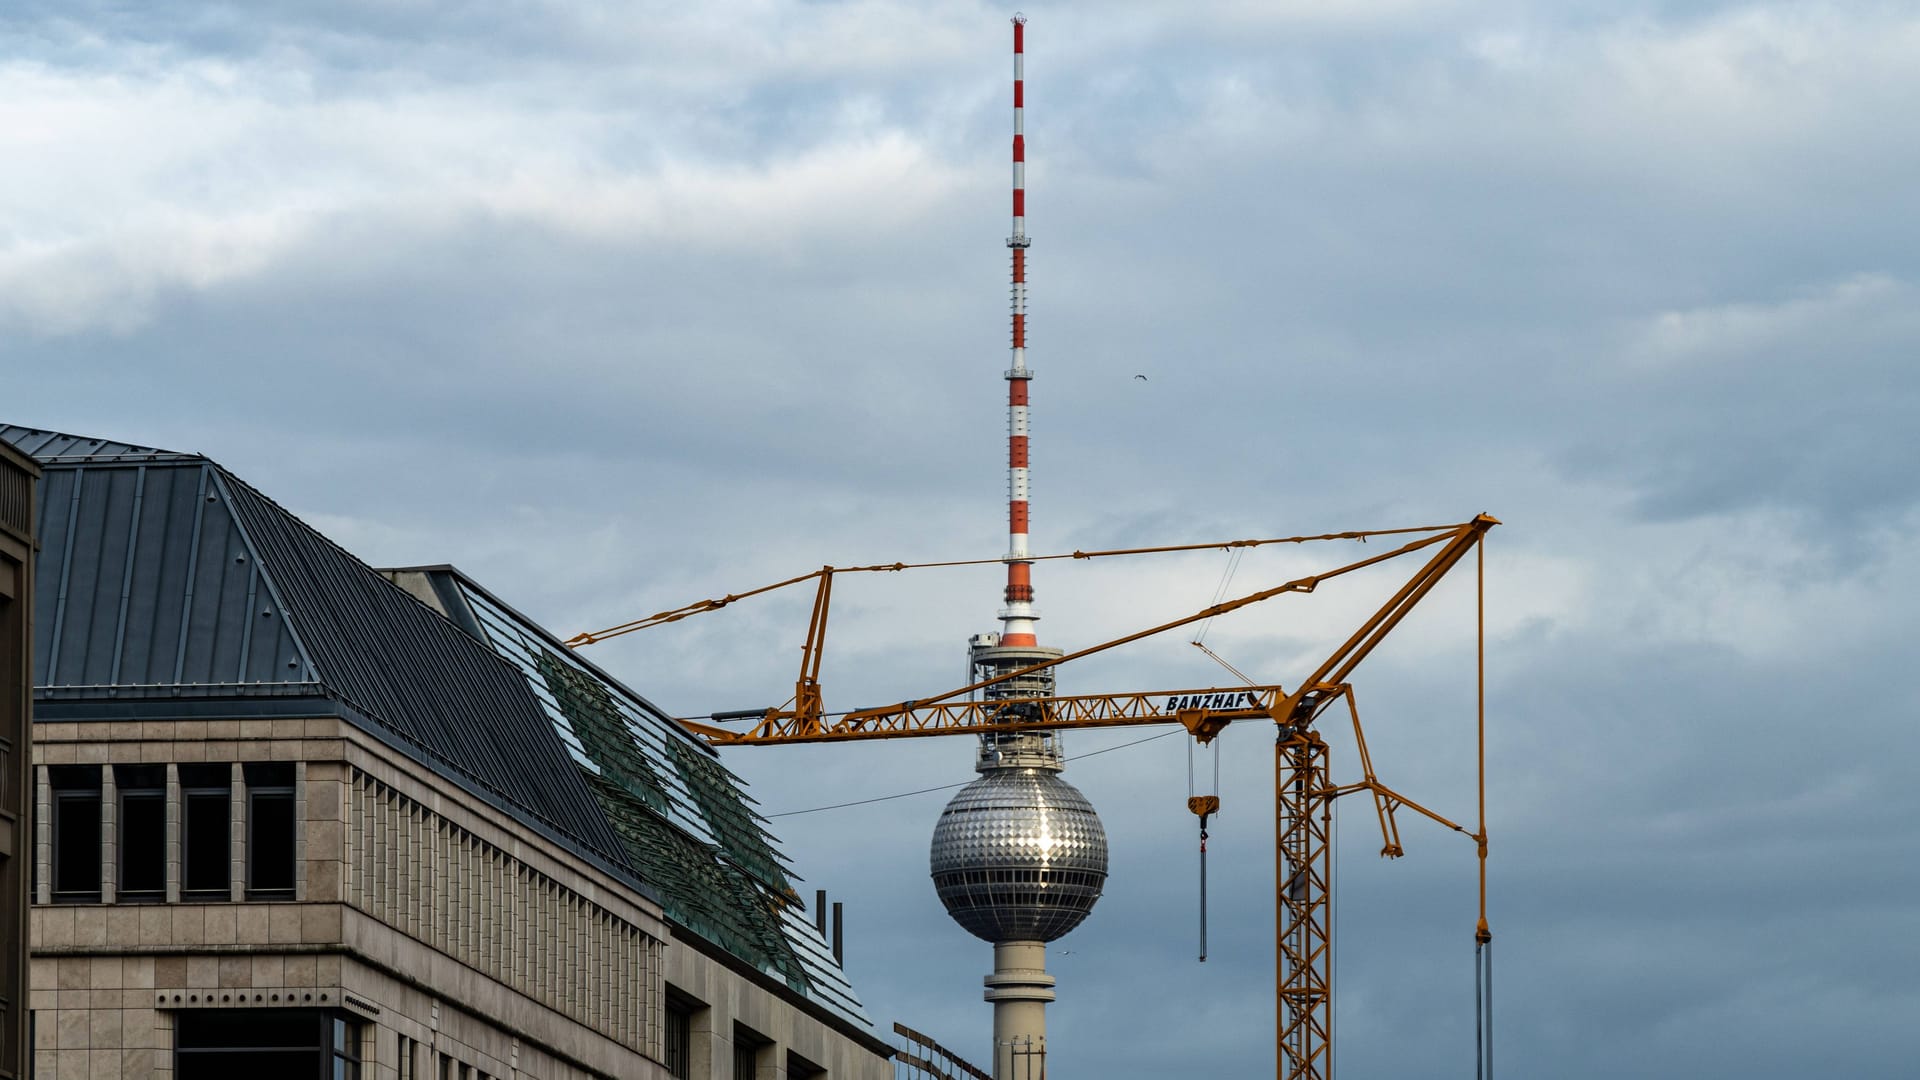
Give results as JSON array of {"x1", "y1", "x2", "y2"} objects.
[{"x1": 395, "y1": 567, "x2": 872, "y2": 1031}]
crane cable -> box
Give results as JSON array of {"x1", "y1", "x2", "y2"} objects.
[
  {"x1": 1186, "y1": 735, "x2": 1221, "y2": 962},
  {"x1": 1192, "y1": 542, "x2": 1247, "y2": 648},
  {"x1": 1330, "y1": 794, "x2": 1339, "y2": 1080},
  {"x1": 1184, "y1": 540, "x2": 1249, "y2": 963},
  {"x1": 1475, "y1": 533, "x2": 1495, "y2": 1080},
  {"x1": 568, "y1": 523, "x2": 1449, "y2": 647},
  {"x1": 1476, "y1": 942, "x2": 1487, "y2": 1080},
  {"x1": 1191, "y1": 543, "x2": 1261, "y2": 699}
]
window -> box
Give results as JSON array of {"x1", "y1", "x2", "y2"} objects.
[
  {"x1": 785, "y1": 1050, "x2": 827, "y2": 1079},
  {"x1": 732, "y1": 1025, "x2": 767, "y2": 1080},
  {"x1": 664, "y1": 996, "x2": 694, "y2": 1079},
  {"x1": 176, "y1": 1009, "x2": 358, "y2": 1080},
  {"x1": 49, "y1": 765, "x2": 101, "y2": 900},
  {"x1": 330, "y1": 1015, "x2": 362, "y2": 1080},
  {"x1": 246, "y1": 763, "x2": 296, "y2": 895},
  {"x1": 117, "y1": 764, "x2": 166, "y2": 898},
  {"x1": 180, "y1": 764, "x2": 231, "y2": 897}
]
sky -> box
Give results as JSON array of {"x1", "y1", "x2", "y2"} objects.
[{"x1": 5, "y1": 0, "x2": 1919, "y2": 1076}]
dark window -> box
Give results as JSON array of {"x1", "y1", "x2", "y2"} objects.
[
  {"x1": 786, "y1": 1050, "x2": 826, "y2": 1079},
  {"x1": 176, "y1": 1009, "x2": 357, "y2": 1080},
  {"x1": 50, "y1": 765, "x2": 101, "y2": 900},
  {"x1": 181, "y1": 764, "x2": 231, "y2": 896},
  {"x1": 732, "y1": 1025, "x2": 766, "y2": 1080},
  {"x1": 246, "y1": 763, "x2": 296, "y2": 895},
  {"x1": 664, "y1": 996, "x2": 694, "y2": 1079},
  {"x1": 117, "y1": 764, "x2": 166, "y2": 898}
]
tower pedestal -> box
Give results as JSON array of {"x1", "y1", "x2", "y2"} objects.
[{"x1": 984, "y1": 940, "x2": 1054, "y2": 1080}]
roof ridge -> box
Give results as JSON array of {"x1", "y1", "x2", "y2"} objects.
[{"x1": 0, "y1": 423, "x2": 197, "y2": 463}]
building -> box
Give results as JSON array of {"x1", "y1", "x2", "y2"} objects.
[
  {"x1": 2, "y1": 425, "x2": 895, "y2": 1080},
  {"x1": 2, "y1": 439, "x2": 40, "y2": 1080}
]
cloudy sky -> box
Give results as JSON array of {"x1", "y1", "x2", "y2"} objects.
[{"x1": 6, "y1": 0, "x2": 1918, "y2": 1075}]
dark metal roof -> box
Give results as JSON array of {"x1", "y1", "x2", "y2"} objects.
[
  {"x1": 0, "y1": 425, "x2": 197, "y2": 465},
  {"x1": 2, "y1": 423, "x2": 634, "y2": 880},
  {"x1": 30, "y1": 458, "x2": 314, "y2": 691}
]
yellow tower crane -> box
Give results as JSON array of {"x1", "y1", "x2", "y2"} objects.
[{"x1": 568, "y1": 514, "x2": 1499, "y2": 1080}]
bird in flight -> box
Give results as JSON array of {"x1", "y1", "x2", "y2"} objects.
[{"x1": 1134, "y1": 374, "x2": 1148, "y2": 381}]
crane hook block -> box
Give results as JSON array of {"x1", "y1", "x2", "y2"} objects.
[{"x1": 1187, "y1": 795, "x2": 1220, "y2": 827}]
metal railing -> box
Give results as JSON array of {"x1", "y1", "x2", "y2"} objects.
[{"x1": 893, "y1": 1023, "x2": 993, "y2": 1080}]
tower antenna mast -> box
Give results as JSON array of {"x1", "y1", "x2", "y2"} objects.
[{"x1": 1003, "y1": 11, "x2": 1036, "y2": 648}]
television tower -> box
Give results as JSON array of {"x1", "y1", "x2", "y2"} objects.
[{"x1": 930, "y1": 16, "x2": 1109, "y2": 1079}]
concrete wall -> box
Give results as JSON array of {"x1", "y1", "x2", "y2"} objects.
[{"x1": 662, "y1": 931, "x2": 891, "y2": 1080}]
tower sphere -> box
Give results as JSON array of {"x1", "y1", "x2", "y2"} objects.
[{"x1": 929, "y1": 762, "x2": 1109, "y2": 943}]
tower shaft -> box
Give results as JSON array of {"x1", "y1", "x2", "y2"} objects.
[{"x1": 986, "y1": 941, "x2": 1053, "y2": 1080}]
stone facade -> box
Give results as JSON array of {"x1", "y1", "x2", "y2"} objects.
[{"x1": 27, "y1": 715, "x2": 891, "y2": 1079}]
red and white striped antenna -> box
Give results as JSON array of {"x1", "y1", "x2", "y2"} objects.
[{"x1": 1001, "y1": 12, "x2": 1038, "y2": 649}]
